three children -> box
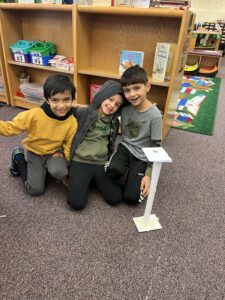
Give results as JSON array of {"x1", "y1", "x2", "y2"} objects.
[
  {"x1": 1, "y1": 65, "x2": 162, "y2": 207},
  {"x1": 0, "y1": 74, "x2": 77, "y2": 196}
]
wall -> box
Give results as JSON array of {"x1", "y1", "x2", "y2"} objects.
[{"x1": 191, "y1": 0, "x2": 225, "y2": 23}]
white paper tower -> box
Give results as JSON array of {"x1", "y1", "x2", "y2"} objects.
[{"x1": 133, "y1": 147, "x2": 172, "y2": 232}]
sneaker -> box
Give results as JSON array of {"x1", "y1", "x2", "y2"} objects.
[{"x1": 9, "y1": 147, "x2": 25, "y2": 177}]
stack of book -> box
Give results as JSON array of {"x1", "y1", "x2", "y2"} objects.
[
  {"x1": 20, "y1": 83, "x2": 45, "y2": 103},
  {"x1": 152, "y1": 0, "x2": 190, "y2": 9}
]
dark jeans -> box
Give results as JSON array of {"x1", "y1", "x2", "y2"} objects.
[
  {"x1": 67, "y1": 161, "x2": 123, "y2": 210},
  {"x1": 106, "y1": 144, "x2": 147, "y2": 204}
]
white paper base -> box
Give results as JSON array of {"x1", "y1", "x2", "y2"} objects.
[{"x1": 133, "y1": 214, "x2": 162, "y2": 232}]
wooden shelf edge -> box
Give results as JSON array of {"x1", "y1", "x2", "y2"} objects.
[
  {"x1": 78, "y1": 69, "x2": 170, "y2": 86},
  {"x1": 78, "y1": 68, "x2": 120, "y2": 79},
  {"x1": 0, "y1": 3, "x2": 73, "y2": 11},
  {"x1": 12, "y1": 96, "x2": 43, "y2": 109},
  {"x1": 8, "y1": 61, "x2": 74, "y2": 75},
  {"x1": 77, "y1": 6, "x2": 184, "y2": 18},
  {"x1": 188, "y1": 49, "x2": 223, "y2": 57},
  {"x1": 149, "y1": 77, "x2": 169, "y2": 87}
]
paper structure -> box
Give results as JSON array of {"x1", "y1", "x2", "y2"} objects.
[{"x1": 142, "y1": 147, "x2": 172, "y2": 163}]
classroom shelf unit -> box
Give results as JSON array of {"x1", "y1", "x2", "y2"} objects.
[
  {"x1": 187, "y1": 49, "x2": 223, "y2": 69},
  {"x1": 0, "y1": 4, "x2": 194, "y2": 139}
]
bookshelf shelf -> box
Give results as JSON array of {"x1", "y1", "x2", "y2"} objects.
[
  {"x1": 149, "y1": 77, "x2": 170, "y2": 87},
  {"x1": 78, "y1": 68, "x2": 170, "y2": 86},
  {"x1": 78, "y1": 68, "x2": 120, "y2": 79},
  {"x1": 13, "y1": 96, "x2": 43, "y2": 109},
  {"x1": 77, "y1": 6, "x2": 184, "y2": 18},
  {"x1": 8, "y1": 61, "x2": 74, "y2": 75}
]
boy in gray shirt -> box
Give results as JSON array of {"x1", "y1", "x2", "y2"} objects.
[{"x1": 105, "y1": 65, "x2": 162, "y2": 204}]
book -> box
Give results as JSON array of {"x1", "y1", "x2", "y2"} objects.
[
  {"x1": 90, "y1": 83, "x2": 102, "y2": 103},
  {"x1": 132, "y1": 0, "x2": 151, "y2": 8},
  {"x1": 152, "y1": 43, "x2": 176, "y2": 82},
  {"x1": 119, "y1": 50, "x2": 144, "y2": 75}
]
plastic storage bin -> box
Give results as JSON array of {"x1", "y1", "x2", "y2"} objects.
[
  {"x1": 10, "y1": 40, "x2": 35, "y2": 63},
  {"x1": 28, "y1": 42, "x2": 56, "y2": 66}
]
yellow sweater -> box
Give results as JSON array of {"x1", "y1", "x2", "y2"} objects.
[{"x1": 0, "y1": 107, "x2": 77, "y2": 161}]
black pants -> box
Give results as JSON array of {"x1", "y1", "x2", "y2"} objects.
[
  {"x1": 67, "y1": 161, "x2": 123, "y2": 210},
  {"x1": 106, "y1": 144, "x2": 147, "y2": 205}
]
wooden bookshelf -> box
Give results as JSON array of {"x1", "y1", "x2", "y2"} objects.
[
  {"x1": 0, "y1": 4, "x2": 195, "y2": 139},
  {"x1": 76, "y1": 6, "x2": 195, "y2": 139}
]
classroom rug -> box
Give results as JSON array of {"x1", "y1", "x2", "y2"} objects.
[{"x1": 172, "y1": 75, "x2": 221, "y2": 135}]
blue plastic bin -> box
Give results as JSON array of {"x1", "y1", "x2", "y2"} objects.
[
  {"x1": 10, "y1": 40, "x2": 35, "y2": 63},
  {"x1": 30, "y1": 54, "x2": 55, "y2": 66}
]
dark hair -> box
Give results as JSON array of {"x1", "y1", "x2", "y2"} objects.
[
  {"x1": 43, "y1": 74, "x2": 76, "y2": 100},
  {"x1": 120, "y1": 65, "x2": 148, "y2": 87}
]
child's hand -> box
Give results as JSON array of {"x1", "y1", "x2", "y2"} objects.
[{"x1": 140, "y1": 176, "x2": 151, "y2": 199}]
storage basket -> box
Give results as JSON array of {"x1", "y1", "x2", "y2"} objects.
[
  {"x1": 10, "y1": 40, "x2": 35, "y2": 63},
  {"x1": 28, "y1": 42, "x2": 56, "y2": 57},
  {"x1": 30, "y1": 55, "x2": 55, "y2": 66}
]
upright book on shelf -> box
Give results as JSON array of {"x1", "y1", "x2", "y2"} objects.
[
  {"x1": 119, "y1": 50, "x2": 144, "y2": 75},
  {"x1": 152, "y1": 43, "x2": 176, "y2": 82}
]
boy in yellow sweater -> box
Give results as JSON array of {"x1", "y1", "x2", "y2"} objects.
[{"x1": 0, "y1": 74, "x2": 77, "y2": 196}]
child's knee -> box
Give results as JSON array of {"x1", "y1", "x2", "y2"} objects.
[
  {"x1": 25, "y1": 181, "x2": 45, "y2": 196},
  {"x1": 105, "y1": 165, "x2": 122, "y2": 180},
  {"x1": 123, "y1": 190, "x2": 140, "y2": 205},
  {"x1": 49, "y1": 167, "x2": 68, "y2": 180}
]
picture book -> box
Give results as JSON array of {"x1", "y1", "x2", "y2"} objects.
[
  {"x1": 119, "y1": 50, "x2": 144, "y2": 75},
  {"x1": 152, "y1": 43, "x2": 176, "y2": 82},
  {"x1": 90, "y1": 83, "x2": 102, "y2": 103}
]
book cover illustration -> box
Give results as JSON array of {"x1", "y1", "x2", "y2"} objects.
[
  {"x1": 152, "y1": 43, "x2": 176, "y2": 82},
  {"x1": 90, "y1": 83, "x2": 102, "y2": 103},
  {"x1": 119, "y1": 50, "x2": 144, "y2": 75}
]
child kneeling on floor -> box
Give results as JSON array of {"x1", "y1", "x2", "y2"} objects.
[
  {"x1": 0, "y1": 74, "x2": 77, "y2": 196},
  {"x1": 67, "y1": 80, "x2": 126, "y2": 210},
  {"x1": 105, "y1": 66, "x2": 162, "y2": 204}
]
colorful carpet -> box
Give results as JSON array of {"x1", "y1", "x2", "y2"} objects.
[{"x1": 172, "y1": 76, "x2": 221, "y2": 135}]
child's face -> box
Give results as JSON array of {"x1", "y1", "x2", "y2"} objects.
[
  {"x1": 123, "y1": 82, "x2": 150, "y2": 108},
  {"x1": 98, "y1": 94, "x2": 123, "y2": 116},
  {"x1": 47, "y1": 90, "x2": 74, "y2": 117}
]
